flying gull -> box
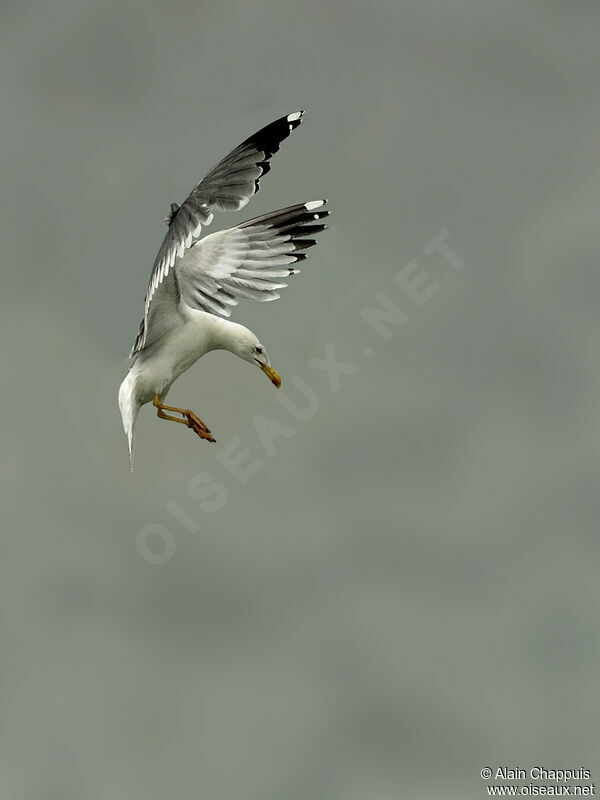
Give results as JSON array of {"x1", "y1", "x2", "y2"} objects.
[{"x1": 118, "y1": 111, "x2": 329, "y2": 469}]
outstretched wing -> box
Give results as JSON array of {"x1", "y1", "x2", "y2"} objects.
[
  {"x1": 175, "y1": 201, "x2": 330, "y2": 316},
  {"x1": 131, "y1": 110, "x2": 305, "y2": 357}
]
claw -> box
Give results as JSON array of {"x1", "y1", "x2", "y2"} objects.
[
  {"x1": 186, "y1": 412, "x2": 210, "y2": 433},
  {"x1": 186, "y1": 416, "x2": 216, "y2": 442}
]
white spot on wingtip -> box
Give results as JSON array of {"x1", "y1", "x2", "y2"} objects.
[
  {"x1": 287, "y1": 111, "x2": 303, "y2": 122},
  {"x1": 305, "y1": 200, "x2": 324, "y2": 210}
]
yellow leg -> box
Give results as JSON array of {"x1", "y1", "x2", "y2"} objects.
[{"x1": 153, "y1": 395, "x2": 216, "y2": 442}]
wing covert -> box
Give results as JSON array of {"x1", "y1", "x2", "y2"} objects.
[{"x1": 175, "y1": 200, "x2": 330, "y2": 317}]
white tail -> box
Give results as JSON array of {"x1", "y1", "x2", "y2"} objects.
[{"x1": 118, "y1": 372, "x2": 141, "y2": 471}]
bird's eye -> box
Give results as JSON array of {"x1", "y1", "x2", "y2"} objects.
[{"x1": 255, "y1": 346, "x2": 263, "y2": 354}]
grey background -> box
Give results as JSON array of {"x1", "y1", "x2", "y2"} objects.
[{"x1": 2, "y1": 1, "x2": 600, "y2": 797}]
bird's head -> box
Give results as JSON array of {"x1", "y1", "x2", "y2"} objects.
[{"x1": 229, "y1": 327, "x2": 281, "y2": 388}]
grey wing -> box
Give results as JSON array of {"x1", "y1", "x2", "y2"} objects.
[
  {"x1": 175, "y1": 201, "x2": 330, "y2": 316},
  {"x1": 130, "y1": 111, "x2": 305, "y2": 357}
]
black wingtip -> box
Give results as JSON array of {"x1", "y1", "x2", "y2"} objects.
[{"x1": 286, "y1": 111, "x2": 304, "y2": 134}]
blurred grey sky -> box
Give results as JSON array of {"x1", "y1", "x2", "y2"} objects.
[{"x1": 2, "y1": 1, "x2": 600, "y2": 798}]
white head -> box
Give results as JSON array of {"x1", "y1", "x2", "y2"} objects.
[
  {"x1": 220, "y1": 324, "x2": 281, "y2": 388},
  {"x1": 118, "y1": 372, "x2": 142, "y2": 471}
]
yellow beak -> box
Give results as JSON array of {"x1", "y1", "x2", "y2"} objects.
[{"x1": 260, "y1": 363, "x2": 281, "y2": 388}]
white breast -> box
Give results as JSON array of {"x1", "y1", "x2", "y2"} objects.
[{"x1": 131, "y1": 309, "x2": 220, "y2": 403}]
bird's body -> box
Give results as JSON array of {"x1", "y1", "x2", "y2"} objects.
[
  {"x1": 119, "y1": 111, "x2": 329, "y2": 469},
  {"x1": 124, "y1": 309, "x2": 232, "y2": 407}
]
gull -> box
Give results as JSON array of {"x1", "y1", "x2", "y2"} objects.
[{"x1": 118, "y1": 111, "x2": 329, "y2": 470}]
